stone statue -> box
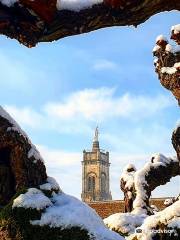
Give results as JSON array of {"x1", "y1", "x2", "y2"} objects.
[{"x1": 94, "y1": 126, "x2": 99, "y2": 142}]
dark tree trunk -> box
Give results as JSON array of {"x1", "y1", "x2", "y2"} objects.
[{"x1": 0, "y1": 0, "x2": 179, "y2": 47}]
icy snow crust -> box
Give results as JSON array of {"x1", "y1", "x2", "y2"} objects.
[
  {"x1": 0, "y1": 106, "x2": 44, "y2": 163},
  {"x1": 13, "y1": 181, "x2": 123, "y2": 240}
]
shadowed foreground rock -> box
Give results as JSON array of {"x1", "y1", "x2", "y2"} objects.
[{"x1": 0, "y1": 106, "x2": 47, "y2": 205}]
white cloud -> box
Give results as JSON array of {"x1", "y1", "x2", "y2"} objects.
[
  {"x1": 4, "y1": 105, "x2": 43, "y2": 129},
  {"x1": 92, "y1": 59, "x2": 118, "y2": 71},
  {"x1": 3, "y1": 87, "x2": 174, "y2": 134},
  {"x1": 45, "y1": 87, "x2": 174, "y2": 122}
]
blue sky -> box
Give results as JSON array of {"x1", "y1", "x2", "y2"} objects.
[{"x1": 1, "y1": 11, "x2": 180, "y2": 200}]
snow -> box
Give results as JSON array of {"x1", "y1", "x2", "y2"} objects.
[
  {"x1": 120, "y1": 164, "x2": 136, "y2": 190},
  {"x1": 40, "y1": 176, "x2": 61, "y2": 191},
  {"x1": 28, "y1": 145, "x2": 44, "y2": 163},
  {"x1": 151, "y1": 153, "x2": 173, "y2": 164},
  {"x1": 174, "y1": 62, "x2": 180, "y2": 68},
  {"x1": 168, "y1": 217, "x2": 180, "y2": 229},
  {"x1": 164, "y1": 198, "x2": 174, "y2": 206},
  {"x1": 13, "y1": 188, "x2": 53, "y2": 210},
  {"x1": 156, "y1": 34, "x2": 167, "y2": 43},
  {"x1": 132, "y1": 154, "x2": 177, "y2": 215},
  {"x1": 152, "y1": 45, "x2": 161, "y2": 52},
  {"x1": 135, "y1": 200, "x2": 180, "y2": 240},
  {"x1": 153, "y1": 58, "x2": 158, "y2": 63},
  {"x1": 57, "y1": 0, "x2": 103, "y2": 11},
  {"x1": 0, "y1": 0, "x2": 17, "y2": 7},
  {"x1": 150, "y1": 205, "x2": 159, "y2": 214},
  {"x1": 0, "y1": 106, "x2": 27, "y2": 139},
  {"x1": 173, "y1": 45, "x2": 180, "y2": 53},
  {"x1": 0, "y1": 0, "x2": 103, "y2": 11},
  {"x1": 165, "y1": 44, "x2": 173, "y2": 52},
  {"x1": 31, "y1": 192, "x2": 123, "y2": 240},
  {"x1": 161, "y1": 66, "x2": 177, "y2": 75},
  {"x1": 104, "y1": 212, "x2": 146, "y2": 235},
  {"x1": 171, "y1": 24, "x2": 180, "y2": 34},
  {"x1": 0, "y1": 106, "x2": 44, "y2": 163}
]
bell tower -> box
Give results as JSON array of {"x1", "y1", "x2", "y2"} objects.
[{"x1": 81, "y1": 127, "x2": 112, "y2": 202}]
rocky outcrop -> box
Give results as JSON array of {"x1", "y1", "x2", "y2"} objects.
[{"x1": 0, "y1": 107, "x2": 47, "y2": 205}]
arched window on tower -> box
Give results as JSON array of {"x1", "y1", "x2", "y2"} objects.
[
  {"x1": 88, "y1": 175, "x2": 95, "y2": 191},
  {"x1": 101, "y1": 173, "x2": 106, "y2": 193}
]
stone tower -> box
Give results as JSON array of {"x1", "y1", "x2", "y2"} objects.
[{"x1": 81, "y1": 127, "x2": 112, "y2": 202}]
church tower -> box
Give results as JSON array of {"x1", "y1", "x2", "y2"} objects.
[{"x1": 81, "y1": 127, "x2": 112, "y2": 202}]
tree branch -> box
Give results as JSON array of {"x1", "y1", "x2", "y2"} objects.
[
  {"x1": 153, "y1": 26, "x2": 180, "y2": 105},
  {"x1": 0, "y1": 0, "x2": 180, "y2": 47}
]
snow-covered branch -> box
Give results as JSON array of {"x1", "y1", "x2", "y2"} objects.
[
  {"x1": 153, "y1": 24, "x2": 180, "y2": 105},
  {"x1": 0, "y1": 0, "x2": 180, "y2": 47}
]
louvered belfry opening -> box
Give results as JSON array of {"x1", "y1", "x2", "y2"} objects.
[{"x1": 0, "y1": 147, "x2": 16, "y2": 206}]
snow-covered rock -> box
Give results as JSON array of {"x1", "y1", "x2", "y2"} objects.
[
  {"x1": 13, "y1": 188, "x2": 53, "y2": 210},
  {"x1": 12, "y1": 184, "x2": 124, "y2": 240}
]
